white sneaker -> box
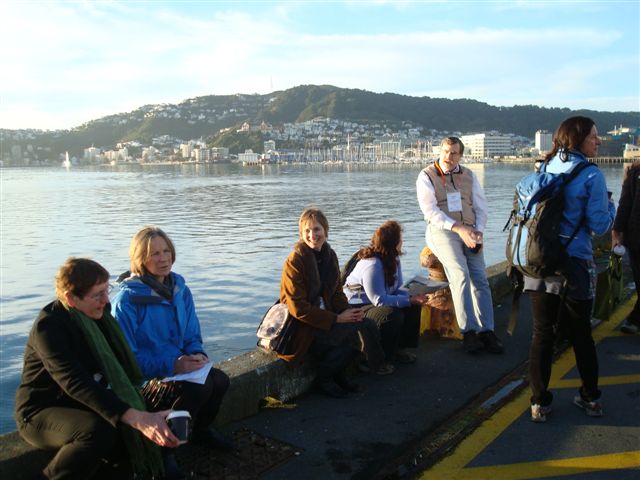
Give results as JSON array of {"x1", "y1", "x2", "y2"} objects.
[
  {"x1": 620, "y1": 320, "x2": 639, "y2": 334},
  {"x1": 573, "y1": 396, "x2": 603, "y2": 417},
  {"x1": 531, "y1": 404, "x2": 552, "y2": 423},
  {"x1": 374, "y1": 362, "x2": 395, "y2": 376}
]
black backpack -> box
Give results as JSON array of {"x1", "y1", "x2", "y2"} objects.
[
  {"x1": 504, "y1": 160, "x2": 595, "y2": 279},
  {"x1": 340, "y1": 250, "x2": 361, "y2": 286},
  {"x1": 503, "y1": 160, "x2": 596, "y2": 333}
]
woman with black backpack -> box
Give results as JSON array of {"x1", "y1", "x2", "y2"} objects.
[{"x1": 525, "y1": 116, "x2": 615, "y2": 423}]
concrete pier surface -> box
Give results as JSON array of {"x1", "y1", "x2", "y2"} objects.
[{"x1": 1, "y1": 260, "x2": 637, "y2": 479}]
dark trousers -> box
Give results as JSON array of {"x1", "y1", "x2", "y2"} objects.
[
  {"x1": 18, "y1": 406, "x2": 118, "y2": 480},
  {"x1": 529, "y1": 291, "x2": 600, "y2": 406},
  {"x1": 309, "y1": 322, "x2": 360, "y2": 379},
  {"x1": 172, "y1": 367, "x2": 230, "y2": 432},
  {"x1": 362, "y1": 304, "x2": 421, "y2": 360},
  {"x1": 627, "y1": 244, "x2": 640, "y2": 324}
]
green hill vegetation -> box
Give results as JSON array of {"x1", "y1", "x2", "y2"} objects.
[{"x1": 2, "y1": 84, "x2": 638, "y2": 159}]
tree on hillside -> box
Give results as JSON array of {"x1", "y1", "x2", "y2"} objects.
[{"x1": 210, "y1": 129, "x2": 264, "y2": 155}]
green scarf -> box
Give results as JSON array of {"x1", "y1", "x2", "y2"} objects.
[{"x1": 69, "y1": 307, "x2": 163, "y2": 479}]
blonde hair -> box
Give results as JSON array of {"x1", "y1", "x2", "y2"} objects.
[
  {"x1": 55, "y1": 257, "x2": 109, "y2": 306},
  {"x1": 129, "y1": 226, "x2": 176, "y2": 276},
  {"x1": 298, "y1": 208, "x2": 329, "y2": 240}
]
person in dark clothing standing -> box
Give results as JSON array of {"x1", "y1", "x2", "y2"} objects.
[{"x1": 612, "y1": 161, "x2": 640, "y2": 334}]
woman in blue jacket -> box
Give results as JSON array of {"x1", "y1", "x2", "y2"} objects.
[
  {"x1": 343, "y1": 220, "x2": 428, "y2": 371},
  {"x1": 525, "y1": 116, "x2": 615, "y2": 423},
  {"x1": 112, "y1": 226, "x2": 233, "y2": 479}
]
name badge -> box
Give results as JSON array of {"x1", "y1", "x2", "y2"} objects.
[{"x1": 447, "y1": 192, "x2": 462, "y2": 212}]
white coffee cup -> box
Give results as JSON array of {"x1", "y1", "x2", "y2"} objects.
[
  {"x1": 166, "y1": 410, "x2": 191, "y2": 444},
  {"x1": 613, "y1": 244, "x2": 626, "y2": 256}
]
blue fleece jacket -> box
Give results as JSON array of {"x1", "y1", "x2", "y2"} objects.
[
  {"x1": 343, "y1": 257, "x2": 410, "y2": 308},
  {"x1": 111, "y1": 272, "x2": 206, "y2": 379},
  {"x1": 544, "y1": 150, "x2": 614, "y2": 260}
]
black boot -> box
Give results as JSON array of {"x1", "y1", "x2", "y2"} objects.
[
  {"x1": 312, "y1": 377, "x2": 348, "y2": 398},
  {"x1": 162, "y1": 450, "x2": 186, "y2": 480},
  {"x1": 333, "y1": 371, "x2": 360, "y2": 393},
  {"x1": 191, "y1": 427, "x2": 235, "y2": 451}
]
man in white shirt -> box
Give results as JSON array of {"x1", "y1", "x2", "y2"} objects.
[{"x1": 416, "y1": 137, "x2": 503, "y2": 354}]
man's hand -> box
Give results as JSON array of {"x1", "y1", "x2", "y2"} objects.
[{"x1": 452, "y1": 223, "x2": 478, "y2": 249}]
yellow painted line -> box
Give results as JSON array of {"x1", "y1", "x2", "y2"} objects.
[
  {"x1": 553, "y1": 374, "x2": 640, "y2": 389},
  {"x1": 426, "y1": 388, "x2": 533, "y2": 472},
  {"x1": 607, "y1": 329, "x2": 629, "y2": 337},
  {"x1": 421, "y1": 295, "x2": 638, "y2": 480},
  {"x1": 428, "y1": 450, "x2": 640, "y2": 480}
]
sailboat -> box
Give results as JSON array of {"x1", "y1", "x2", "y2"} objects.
[{"x1": 62, "y1": 151, "x2": 71, "y2": 169}]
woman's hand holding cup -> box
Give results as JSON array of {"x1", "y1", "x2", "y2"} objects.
[{"x1": 336, "y1": 307, "x2": 364, "y2": 323}]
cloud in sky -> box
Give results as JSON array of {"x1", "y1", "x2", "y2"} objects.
[{"x1": 1, "y1": 0, "x2": 638, "y2": 130}]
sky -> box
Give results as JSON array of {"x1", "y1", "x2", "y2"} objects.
[{"x1": 1, "y1": 0, "x2": 638, "y2": 131}]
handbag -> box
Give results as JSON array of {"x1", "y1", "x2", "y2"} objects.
[
  {"x1": 593, "y1": 254, "x2": 624, "y2": 321},
  {"x1": 256, "y1": 302, "x2": 298, "y2": 354}
]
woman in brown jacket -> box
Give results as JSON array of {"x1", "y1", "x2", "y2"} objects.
[{"x1": 278, "y1": 208, "x2": 381, "y2": 398}]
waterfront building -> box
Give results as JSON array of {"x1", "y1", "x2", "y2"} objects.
[
  {"x1": 608, "y1": 126, "x2": 640, "y2": 140},
  {"x1": 180, "y1": 143, "x2": 192, "y2": 159},
  {"x1": 535, "y1": 130, "x2": 553, "y2": 154},
  {"x1": 104, "y1": 147, "x2": 127, "y2": 164},
  {"x1": 623, "y1": 143, "x2": 640, "y2": 160},
  {"x1": 238, "y1": 149, "x2": 259, "y2": 163},
  {"x1": 194, "y1": 147, "x2": 211, "y2": 162},
  {"x1": 211, "y1": 147, "x2": 229, "y2": 161},
  {"x1": 461, "y1": 133, "x2": 512, "y2": 159},
  {"x1": 142, "y1": 146, "x2": 160, "y2": 162},
  {"x1": 83, "y1": 146, "x2": 101, "y2": 163}
]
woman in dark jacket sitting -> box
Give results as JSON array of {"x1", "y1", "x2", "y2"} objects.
[
  {"x1": 15, "y1": 257, "x2": 176, "y2": 480},
  {"x1": 278, "y1": 208, "x2": 385, "y2": 397}
]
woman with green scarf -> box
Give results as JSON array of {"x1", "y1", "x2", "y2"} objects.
[{"x1": 15, "y1": 257, "x2": 177, "y2": 479}]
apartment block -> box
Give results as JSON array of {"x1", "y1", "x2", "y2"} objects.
[{"x1": 460, "y1": 133, "x2": 512, "y2": 159}]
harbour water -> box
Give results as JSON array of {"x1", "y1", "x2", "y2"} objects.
[{"x1": 0, "y1": 162, "x2": 625, "y2": 433}]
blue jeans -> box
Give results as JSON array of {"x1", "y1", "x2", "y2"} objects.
[{"x1": 426, "y1": 227, "x2": 494, "y2": 333}]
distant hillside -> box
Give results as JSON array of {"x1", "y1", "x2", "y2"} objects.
[
  {"x1": 258, "y1": 85, "x2": 638, "y2": 136},
  {"x1": 2, "y1": 85, "x2": 638, "y2": 157}
]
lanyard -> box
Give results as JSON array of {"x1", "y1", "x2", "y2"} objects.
[{"x1": 435, "y1": 162, "x2": 457, "y2": 190}]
